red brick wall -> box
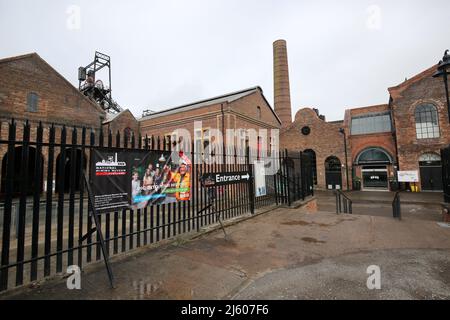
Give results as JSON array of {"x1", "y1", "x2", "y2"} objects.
[
  {"x1": 390, "y1": 73, "x2": 449, "y2": 177},
  {"x1": 0, "y1": 54, "x2": 105, "y2": 129},
  {"x1": 0, "y1": 54, "x2": 107, "y2": 192},
  {"x1": 103, "y1": 109, "x2": 140, "y2": 146},
  {"x1": 347, "y1": 104, "x2": 396, "y2": 166},
  {"x1": 280, "y1": 108, "x2": 347, "y2": 190},
  {"x1": 139, "y1": 90, "x2": 281, "y2": 154}
]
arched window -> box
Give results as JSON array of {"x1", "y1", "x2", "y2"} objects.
[
  {"x1": 419, "y1": 153, "x2": 441, "y2": 165},
  {"x1": 304, "y1": 149, "x2": 317, "y2": 185},
  {"x1": 356, "y1": 147, "x2": 393, "y2": 165},
  {"x1": 325, "y1": 156, "x2": 342, "y2": 171},
  {"x1": 415, "y1": 104, "x2": 440, "y2": 139}
]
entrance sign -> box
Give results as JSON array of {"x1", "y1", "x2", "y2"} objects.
[
  {"x1": 397, "y1": 170, "x2": 419, "y2": 183},
  {"x1": 201, "y1": 171, "x2": 250, "y2": 187},
  {"x1": 91, "y1": 148, "x2": 191, "y2": 213},
  {"x1": 254, "y1": 160, "x2": 267, "y2": 197}
]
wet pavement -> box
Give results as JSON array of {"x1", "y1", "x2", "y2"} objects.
[{"x1": 2, "y1": 197, "x2": 450, "y2": 300}]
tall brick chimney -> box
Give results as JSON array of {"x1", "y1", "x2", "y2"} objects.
[{"x1": 273, "y1": 39, "x2": 293, "y2": 128}]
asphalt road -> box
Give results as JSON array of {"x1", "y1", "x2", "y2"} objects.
[{"x1": 233, "y1": 249, "x2": 450, "y2": 300}]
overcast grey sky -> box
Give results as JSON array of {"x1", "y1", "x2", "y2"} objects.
[{"x1": 1, "y1": 0, "x2": 450, "y2": 121}]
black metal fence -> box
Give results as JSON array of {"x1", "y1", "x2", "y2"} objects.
[
  {"x1": 0, "y1": 120, "x2": 313, "y2": 292},
  {"x1": 441, "y1": 146, "x2": 450, "y2": 203},
  {"x1": 275, "y1": 150, "x2": 314, "y2": 206}
]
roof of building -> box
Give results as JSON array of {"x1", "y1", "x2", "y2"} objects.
[
  {"x1": 139, "y1": 86, "x2": 281, "y2": 124},
  {"x1": 346, "y1": 103, "x2": 389, "y2": 113},
  {"x1": 388, "y1": 64, "x2": 438, "y2": 100},
  {"x1": 103, "y1": 109, "x2": 136, "y2": 124}
]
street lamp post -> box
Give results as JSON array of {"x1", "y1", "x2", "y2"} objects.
[
  {"x1": 339, "y1": 128, "x2": 350, "y2": 191},
  {"x1": 433, "y1": 50, "x2": 450, "y2": 122}
]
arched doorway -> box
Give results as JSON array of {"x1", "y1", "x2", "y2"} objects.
[
  {"x1": 325, "y1": 156, "x2": 342, "y2": 189},
  {"x1": 419, "y1": 153, "x2": 442, "y2": 191},
  {"x1": 303, "y1": 149, "x2": 317, "y2": 185},
  {"x1": 55, "y1": 148, "x2": 87, "y2": 193},
  {"x1": 356, "y1": 147, "x2": 393, "y2": 190},
  {"x1": 1, "y1": 146, "x2": 44, "y2": 195}
]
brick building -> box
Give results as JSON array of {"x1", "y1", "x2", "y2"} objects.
[
  {"x1": 280, "y1": 108, "x2": 346, "y2": 189},
  {"x1": 389, "y1": 65, "x2": 448, "y2": 191},
  {"x1": 139, "y1": 86, "x2": 281, "y2": 157},
  {"x1": 0, "y1": 52, "x2": 139, "y2": 194},
  {"x1": 278, "y1": 39, "x2": 448, "y2": 192},
  {"x1": 0, "y1": 42, "x2": 447, "y2": 194}
]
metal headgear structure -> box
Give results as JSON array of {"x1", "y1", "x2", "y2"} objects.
[{"x1": 78, "y1": 51, "x2": 123, "y2": 114}]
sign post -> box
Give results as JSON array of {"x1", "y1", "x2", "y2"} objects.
[
  {"x1": 80, "y1": 171, "x2": 115, "y2": 288},
  {"x1": 200, "y1": 169, "x2": 253, "y2": 238}
]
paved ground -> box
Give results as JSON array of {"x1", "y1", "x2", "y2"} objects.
[
  {"x1": 234, "y1": 249, "x2": 450, "y2": 300},
  {"x1": 2, "y1": 197, "x2": 450, "y2": 300}
]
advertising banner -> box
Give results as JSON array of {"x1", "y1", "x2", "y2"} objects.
[
  {"x1": 254, "y1": 160, "x2": 267, "y2": 197},
  {"x1": 91, "y1": 148, "x2": 191, "y2": 213}
]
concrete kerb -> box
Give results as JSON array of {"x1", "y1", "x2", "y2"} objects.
[{"x1": 0, "y1": 197, "x2": 316, "y2": 298}]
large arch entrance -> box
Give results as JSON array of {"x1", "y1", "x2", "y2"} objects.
[
  {"x1": 355, "y1": 147, "x2": 393, "y2": 191},
  {"x1": 55, "y1": 148, "x2": 87, "y2": 193},
  {"x1": 1, "y1": 146, "x2": 44, "y2": 196},
  {"x1": 325, "y1": 156, "x2": 342, "y2": 190},
  {"x1": 419, "y1": 153, "x2": 442, "y2": 191}
]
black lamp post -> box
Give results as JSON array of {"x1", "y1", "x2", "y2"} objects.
[
  {"x1": 432, "y1": 50, "x2": 450, "y2": 122},
  {"x1": 339, "y1": 128, "x2": 350, "y2": 191}
]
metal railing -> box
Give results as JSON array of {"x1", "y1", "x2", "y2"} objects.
[
  {"x1": 392, "y1": 190, "x2": 402, "y2": 220},
  {"x1": 0, "y1": 119, "x2": 313, "y2": 292},
  {"x1": 335, "y1": 189, "x2": 352, "y2": 214}
]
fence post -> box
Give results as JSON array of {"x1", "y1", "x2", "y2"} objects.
[
  {"x1": 285, "y1": 149, "x2": 291, "y2": 206},
  {"x1": 246, "y1": 146, "x2": 255, "y2": 214},
  {"x1": 0, "y1": 120, "x2": 16, "y2": 291},
  {"x1": 300, "y1": 151, "x2": 305, "y2": 201},
  {"x1": 274, "y1": 170, "x2": 279, "y2": 206}
]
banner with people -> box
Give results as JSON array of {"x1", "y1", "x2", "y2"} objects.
[{"x1": 91, "y1": 148, "x2": 191, "y2": 213}]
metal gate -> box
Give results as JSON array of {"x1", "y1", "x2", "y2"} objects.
[
  {"x1": 275, "y1": 150, "x2": 314, "y2": 206},
  {"x1": 441, "y1": 146, "x2": 450, "y2": 202}
]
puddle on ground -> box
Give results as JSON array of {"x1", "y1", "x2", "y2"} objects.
[
  {"x1": 282, "y1": 220, "x2": 333, "y2": 227},
  {"x1": 301, "y1": 237, "x2": 326, "y2": 244},
  {"x1": 282, "y1": 218, "x2": 356, "y2": 227}
]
